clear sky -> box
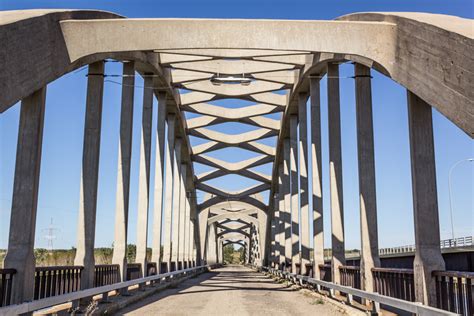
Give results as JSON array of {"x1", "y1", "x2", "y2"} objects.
[{"x1": 0, "y1": 0, "x2": 473, "y2": 251}]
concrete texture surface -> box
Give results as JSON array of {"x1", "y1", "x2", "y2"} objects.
[{"x1": 118, "y1": 265, "x2": 350, "y2": 315}]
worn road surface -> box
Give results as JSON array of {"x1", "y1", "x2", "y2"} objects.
[{"x1": 118, "y1": 265, "x2": 347, "y2": 315}]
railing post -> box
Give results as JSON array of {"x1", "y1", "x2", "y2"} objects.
[
  {"x1": 3, "y1": 87, "x2": 46, "y2": 304},
  {"x1": 112, "y1": 61, "x2": 135, "y2": 283},
  {"x1": 75, "y1": 61, "x2": 105, "y2": 291},
  {"x1": 327, "y1": 63, "x2": 345, "y2": 284},
  {"x1": 354, "y1": 64, "x2": 380, "y2": 297},
  {"x1": 407, "y1": 90, "x2": 445, "y2": 306}
]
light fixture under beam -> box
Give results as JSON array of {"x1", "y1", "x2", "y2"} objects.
[{"x1": 210, "y1": 73, "x2": 252, "y2": 86}]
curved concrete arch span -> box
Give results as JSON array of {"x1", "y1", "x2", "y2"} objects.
[{"x1": 1, "y1": 9, "x2": 472, "y2": 311}]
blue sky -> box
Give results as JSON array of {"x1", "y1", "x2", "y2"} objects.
[{"x1": 0, "y1": 0, "x2": 473, "y2": 251}]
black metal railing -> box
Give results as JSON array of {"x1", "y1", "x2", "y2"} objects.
[
  {"x1": 126, "y1": 263, "x2": 142, "y2": 280},
  {"x1": 34, "y1": 266, "x2": 83, "y2": 300},
  {"x1": 0, "y1": 268, "x2": 16, "y2": 307},
  {"x1": 147, "y1": 262, "x2": 157, "y2": 276},
  {"x1": 94, "y1": 264, "x2": 120, "y2": 287},
  {"x1": 372, "y1": 267, "x2": 415, "y2": 302},
  {"x1": 434, "y1": 270, "x2": 473, "y2": 315},
  {"x1": 339, "y1": 265, "x2": 360, "y2": 289},
  {"x1": 318, "y1": 264, "x2": 332, "y2": 282}
]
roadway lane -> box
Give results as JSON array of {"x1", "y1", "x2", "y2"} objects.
[{"x1": 118, "y1": 265, "x2": 348, "y2": 315}]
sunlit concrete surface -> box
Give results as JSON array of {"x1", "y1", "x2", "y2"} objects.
[{"x1": 119, "y1": 265, "x2": 351, "y2": 315}]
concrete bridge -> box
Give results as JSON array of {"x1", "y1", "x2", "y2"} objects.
[{"x1": 0, "y1": 9, "x2": 472, "y2": 315}]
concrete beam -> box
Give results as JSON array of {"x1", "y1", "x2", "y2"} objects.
[
  {"x1": 3, "y1": 87, "x2": 46, "y2": 304},
  {"x1": 162, "y1": 114, "x2": 176, "y2": 272},
  {"x1": 310, "y1": 78, "x2": 324, "y2": 279},
  {"x1": 136, "y1": 75, "x2": 154, "y2": 276},
  {"x1": 327, "y1": 63, "x2": 345, "y2": 284},
  {"x1": 354, "y1": 64, "x2": 380, "y2": 293},
  {"x1": 407, "y1": 91, "x2": 445, "y2": 306},
  {"x1": 74, "y1": 61, "x2": 105, "y2": 290},
  {"x1": 151, "y1": 92, "x2": 167, "y2": 269},
  {"x1": 112, "y1": 62, "x2": 135, "y2": 281}
]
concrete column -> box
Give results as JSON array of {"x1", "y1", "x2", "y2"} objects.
[
  {"x1": 162, "y1": 114, "x2": 176, "y2": 272},
  {"x1": 151, "y1": 92, "x2": 167, "y2": 271},
  {"x1": 354, "y1": 64, "x2": 380, "y2": 293},
  {"x1": 327, "y1": 63, "x2": 345, "y2": 284},
  {"x1": 178, "y1": 163, "x2": 187, "y2": 269},
  {"x1": 171, "y1": 138, "x2": 182, "y2": 271},
  {"x1": 3, "y1": 87, "x2": 46, "y2": 304},
  {"x1": 207, "y1": 224, "x2": 217, "y2": 265},
  {"x1": 257, "y1": 209, "x2": 268, "y2": 267},
  {"x1": 290, "y1": 115, "x2": 300, "y2": 273},
  {"x1": 298, "y1": 93, "x2": 310, "y2": 275},
  {"x1": 310, "y1": 78, "x2": 324, "y2": 279},
  {"x1": 74, "y1": 62, "x2": 105, "y2": 290},
  {"x1": 271, "y1": 193, "x2": 279, "y2": 267},
  {"x1": 407, "y1": 91, "x2": 445, "y2": 306},
  {"x1": 277, "y1": 163, "x2": 286, "y2": 268},
  {"x1": 112, "y1": 62, "x2": 135, "y2": 281},
  {"x1": 283, "y1": 139, "x2": 292, "y2": 269},
  {"x1": 191, "y1": 220, "x2": 197, "y2": 265},
  {"x1": 199, "y1": 208, "x2": 210, "y2": 263},
  {"x1": 184, "y1": 198, "x2": 191, "y2": 266},
  {"x1": 136, "y1": 75, "x2": 154, "y2": 276}
]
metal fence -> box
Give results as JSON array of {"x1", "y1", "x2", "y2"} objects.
[{"x1": 0, "y1": 269, "x2": 16, "y2": 307}]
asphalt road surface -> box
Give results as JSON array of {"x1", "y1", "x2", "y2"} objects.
[{"x1": 118, "y1": 265, "x2": 349, "y2": 315}]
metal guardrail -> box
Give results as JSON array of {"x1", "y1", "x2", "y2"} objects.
[
  {"x1": 433, "y1": 270, "x2": 474, "y2": 315},
  {"x1": 0, "y1": 265, "x2": 210, "y2": 315},
  {"x1": 34, "y1": 266, "x2": 83, "y2": 300},
  {"x1": 379, "y1": 236, "x2": 473, "y2": 256},
  {"x1": 262, "y1": 266, "x2": 458, "y2": 316},
  {"x1": 0, "y1": 269, "x2": 16, "y2": 307}
]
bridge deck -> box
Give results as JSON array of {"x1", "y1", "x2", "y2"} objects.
[{"x1": 118, "y1": 265, "x2": 348, "y2": 315}]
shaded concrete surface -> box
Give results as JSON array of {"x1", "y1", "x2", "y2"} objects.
[{"x1": 118, "y1": 265, "x2": 349, "y2": 315}]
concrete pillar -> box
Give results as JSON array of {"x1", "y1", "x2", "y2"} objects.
[
  {"x1": 74, "y1": 61, "x2": 105, "y2": 289},
  {"x1": 298, "y1": 93, "x2": 310, "y2": 275},
  {"x1": 310, "y1": 78, "x2": 324, "y2": 279},
  {"x1": 184, "y1": 199, "x2": 191, "y2": 266},
  {"x1": 277, "y1": 163, "x2": 286, "y2": 268},
  {"x1": 112, "y1": 62, "x2": 135, "y2": 281},
  {"x1": 171, "y1": 138, "x2": 182, "y2": 271},
  {"x1": 151, "y1": 92, "x2": 167, "y2": 271},
  {"x1": 162, "y1": 114, "x2": 176, "y2": 272},
  {"x1": 283, "y1": 139, "x2": 292, "y2": 270},
  {"x1": 207, "y1": 223, "x2": 217, "y2": 265},
  {"x1": 407, "y1": 91, "x2": 445, "y2": 306},
  {"x1": 290, "y1": 115, "x2": 300, "y2": 273},
  {"x1": 3, "y1": 87, "x2": 46, "y2": 304},
  {"x1": 257, "y1": 209, "x2": 268, "y2": 267},
  {"x1": 136, "y1": 75, "x2": 154, "y2": 276},
  {"x1": 354, "y1": 64, "x2": 380, "y2": 293},
  {"x1": 178, "y1": 163, "x2": 187, "y2": 269},
  {"x1": 199, "y1": 208, "x2": 210, "y2": 263},
  {"x1": 327, "y1": 63, "x2": 345, "y2": 284},
  {"x1": 189, "y1": 219, "x2": 195, "y2": 265},
  {"x1": 271, "y1": 193, "x2": 279, "y2": 267}
]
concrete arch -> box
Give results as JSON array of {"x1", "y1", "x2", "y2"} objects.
[
  {"x1": 1, "y1": 11, "x2": 471, "y2": 135},
  {"x1": 208, "y1": 213, "x2": 258, "y2": 226}
]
